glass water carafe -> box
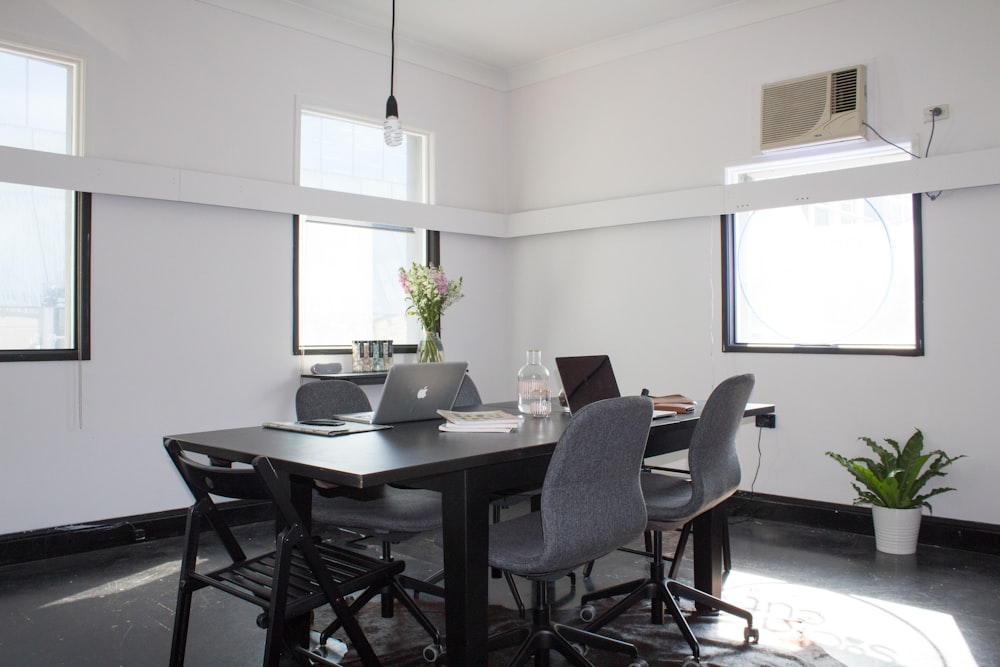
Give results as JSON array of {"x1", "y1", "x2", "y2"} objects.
[{"x1": 517, "y1": 349, "x2": 551, "y2": 417}]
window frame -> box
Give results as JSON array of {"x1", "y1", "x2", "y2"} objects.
[
  {"x1": 292, "y1": 224, "x2": 439, "y2": 356},
  {"x1": 1, "y1": 41, "x2": 88, "y2": 362},
  {"x1": 292, "y1": 105, "x2": 436, "y2": 356},
  {"x1": 721, "y1": 192, "x2": 924, "y2": 356},
  {"x1": 1, "y1": 191, "x2": 92, "y2": 362}
]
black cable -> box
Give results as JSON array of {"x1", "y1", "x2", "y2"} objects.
[
  {"x1": 749, "y1": 426, "x2": 763, "y2": 494},
  {"x1": 389, "y1": 0, "x2": 396, "y2": 96},
  {"x1": 729, "y1": 427, "x2": 764, "y2": 524},
  {"x1": 924, "y1": 111, "x2": 937, "y2": 158},
  {"x1": 925, "y1": 113, "x2": 942, "y2": 200},
  {"x1": 862, "y1": 114, "x2": 943, "y2": 201},
  {"x1": 862, "y1": 121, "x2": 921, "y2": 158}
]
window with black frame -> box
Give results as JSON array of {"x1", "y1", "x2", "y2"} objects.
[
  {"x1": 0, "y1": 42, "x2": 90, "y2": 362},
  {"x1": 722, "y1": 149, "x2": 924, "y2": 355}
]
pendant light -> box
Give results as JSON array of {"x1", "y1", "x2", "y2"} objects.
[{"x1": 383, "y1": 0, "x2": 402, "y2": 147}]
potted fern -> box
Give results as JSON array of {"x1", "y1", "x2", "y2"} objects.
[{"x1": 825, "y1": 429, "x2": 965, "y2": 554}]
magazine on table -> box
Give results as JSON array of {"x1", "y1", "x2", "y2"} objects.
[{"x1": 436, "y1": 409, "x2": 522, "y2": 433}]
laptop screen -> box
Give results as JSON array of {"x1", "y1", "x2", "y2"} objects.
[{"x1": 554, "y1": 355, "x2": 621, "y2": 414}]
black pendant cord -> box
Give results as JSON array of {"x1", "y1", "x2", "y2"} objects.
[{"x1": 389, "y1": 0, "x2": 396, "y2": 98}]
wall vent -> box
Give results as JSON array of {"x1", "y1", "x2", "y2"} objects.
[{"x1": 760, "y1": 65, "x2": 866, "y2": 151}]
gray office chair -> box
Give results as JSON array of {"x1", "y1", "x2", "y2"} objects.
[
  {"x1": 487, "y1": 395, "x2": 653, "y2": 667},
  {"x1": 454, "y1": 373, "x2": 482, "y2": 409},
  {"x1": 579, "y1": 373, "x2": 759, "y2": 667},
  {"x1": 296, "y1": 380, "x2": 443, "y2": 658}
]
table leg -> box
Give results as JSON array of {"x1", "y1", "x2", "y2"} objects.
[
  {"x1": 692, "y1": 506, "x2": 725, "y2": 610},
  {"x1": 439, "y1": 469, "x2": 492, "y2": 666}
]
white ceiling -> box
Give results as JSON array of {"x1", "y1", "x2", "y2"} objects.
[
  {"x1": 199, "y1": 0, "x2": 838, "y2": 90},
  {"x1": 291, "y1": 0, "x2": 739, "y2": 71}
]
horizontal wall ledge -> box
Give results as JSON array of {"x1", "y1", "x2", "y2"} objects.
[
  {"x1": 3, "y1": 145, "x2": 999, "y2": 239},
  {"x1": 506, "y1": 147, "x2": 1000, "y2": 237},
  {"x1": 0, "y1": 145, "x2": 507, "y2": 237}
]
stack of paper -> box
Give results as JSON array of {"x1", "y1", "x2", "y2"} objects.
[{"x1": 437, "y1": 409, "x2": 522, "y2": 433}]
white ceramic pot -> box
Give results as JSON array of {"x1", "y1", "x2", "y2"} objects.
[{"x1": 871, "y1": 506, "x2": 923, "y2": 555}]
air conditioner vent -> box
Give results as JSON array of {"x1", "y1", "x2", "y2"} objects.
[
  {"x1": 760, "y1": 65, "x2": 866, "y2": 151},
  {"x1": 831, "y1": 68, "x2": 860, "y2": 113}
]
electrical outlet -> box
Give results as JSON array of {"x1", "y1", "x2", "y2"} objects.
[
  {"x1": 755, "y1": 413, "x2": 776, "y2": 429},
  {"x1": 923, "y1": 104, "x2": 950, "y2": 122}
]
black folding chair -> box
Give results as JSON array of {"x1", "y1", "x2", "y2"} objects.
[{"x1": 164, "y1": 439, "x2": 412, "y2": 666}]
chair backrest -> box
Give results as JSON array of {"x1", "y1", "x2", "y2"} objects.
[
  {"x1": 682, "y1": 373, "x2": 756, "y2": 518},
  {"x1": 453, "y1": 374, "x2": 482, "y2": 408},
  {"x1": 295, "y1": 379, "x2": 371, "y2": 421},
  {"x1": 164, "y1": 439, "x2": 285, "y2": 563},
  {"x1": 536, "y1": 395, "x2": 652, "y2": 574},
  {"x1": 164, "y1": 439, "x2": 334, "y2": 564}
]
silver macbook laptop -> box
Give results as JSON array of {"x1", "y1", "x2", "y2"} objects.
[
  {"x1": 335, "y1": 361, "x2": 469, "y2": 425},
  {"x1": 555, "y1": 355, "x2": 675, "y2": 419}
]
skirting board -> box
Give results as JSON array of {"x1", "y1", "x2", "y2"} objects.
[
  {"x1": 728, "y1": 491, "x2": 1000, "y2": 557},
  {"x1": 0, "y1": 500, "x2": 272, "y2": 568},
  {"x1": 1, "y1": 494, "x2": 997, "y2": 567}
]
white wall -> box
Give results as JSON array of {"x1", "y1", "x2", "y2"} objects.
[
  {"x1": 0, "y1": 0, "x2": 509, "y2": 534},
  {"x1": 2, "y1": 0, "x2": 999, "y2": 535},
  {"x1": 505, "y1": 0, "x2": 1000, "y2": 524}
]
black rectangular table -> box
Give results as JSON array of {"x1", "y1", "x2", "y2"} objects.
[{"x1": 167, "y1": 400, "x2": 774, "y2": 665}]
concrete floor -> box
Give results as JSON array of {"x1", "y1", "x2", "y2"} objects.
[{"x1": 0, "y1": 515, "x2": 997, "y2": 666}]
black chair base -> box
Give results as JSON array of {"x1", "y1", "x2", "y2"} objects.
[
  {"x1": 488, "y1": 580, "x2": 645, "y2": 667},
  {"x1": 580, "y1": 529, "x2": 756, "y2": 665}
]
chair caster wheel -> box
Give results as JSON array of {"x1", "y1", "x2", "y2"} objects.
[
  {"x1": 255, "y1": 612, "x2": 269, "y2": 629},
  {"x1": 745, "y1": 626, "x2": 760, "y2": 644},
  {"x1": 422, "y1": 643, "x2": 443, "y2": 663},
  {"x1": 682, "y1": 657, "x2": 700, "y2": 667},
  {"x1": 628, "y1": 659, "x2": 649, "y2": 667},
  {"x1": 579, "y1": 604, "x2": 597, "y2": 622}
]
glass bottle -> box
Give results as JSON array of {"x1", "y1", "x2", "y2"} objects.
[{"x1": 517, "y1": 349, "x2": 551, "y2": 417}]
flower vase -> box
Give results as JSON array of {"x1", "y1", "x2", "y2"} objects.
[{"x1": 417, "y1": 330, "x2": 445, "y2": 363}]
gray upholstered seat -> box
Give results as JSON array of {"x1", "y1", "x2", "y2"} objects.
[
  {"x1": 486, "y1": 395, "x2": 653, "y2": 667},
  {"x1": 580, "y1": 373, "x2": 759, "y2": 667},
  {"x1": 295, "y1": 379, "x2": 442, "y2": 656}
]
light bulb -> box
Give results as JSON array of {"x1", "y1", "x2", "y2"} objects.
[
  {"x1": 384, "y1": 95, "x2": 402, "y2": 147},
  {"x1": 384, "y1": 116, "x2": 402, "y2": 147}
]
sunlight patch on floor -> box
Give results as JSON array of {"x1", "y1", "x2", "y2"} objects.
[
  {"x1": 39, "y1": 559, "x2": 182, "y2": 608},
  {"x1": 722, "y1": 570, "x2": 977, "y2": 667}
]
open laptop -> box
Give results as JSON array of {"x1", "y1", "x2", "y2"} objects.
[
  {"x1": 554, "y1": 355, "x2": 676, "y2": 419},
  {"x1": 335, "y1": 361, "x2": 469, "y2": 425}
]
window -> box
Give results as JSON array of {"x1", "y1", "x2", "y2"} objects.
[
  {"x1": 0, "y1": 42, "x2": 89, "y2": 362},
  {"x1": 722, "y1": 147, "x2": 923, "y2": 355},
  {"x1": 294, "y1": 108, "x2": 432, "y2": 354}
]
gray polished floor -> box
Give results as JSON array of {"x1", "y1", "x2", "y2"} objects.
[{"x1": 0, "y1": 515, "x2": 997, "y2": 666}]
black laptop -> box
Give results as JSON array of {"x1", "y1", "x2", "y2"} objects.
[{"x1": 555, "y1": 355, "x2": 675, "y2": 419}]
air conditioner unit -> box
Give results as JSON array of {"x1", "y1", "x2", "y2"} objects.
[{"x1": 760, "y1": 65, "x2": 866, "y2": 151}]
